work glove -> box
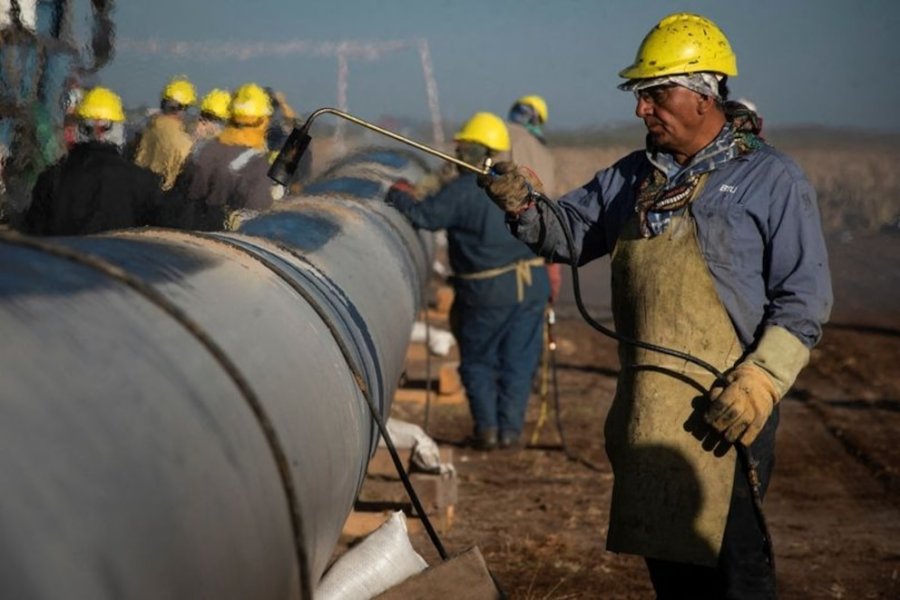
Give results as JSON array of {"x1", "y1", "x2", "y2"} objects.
[
  {"x1": 706, "y1": 325, "x2": 811, "y2": 446},
  {"x1": 705, "y1": 363, "x2": 779, "y2": 446},
  {"x1": 476, "y1": 161, "x2": 542, "y2": 214},
  {"x1": 385, "y1": 178, "x2": 417, "y2": 207}
]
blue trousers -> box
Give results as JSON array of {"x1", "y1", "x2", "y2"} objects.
[{"x1": 451, "y1": 300, "x2": 545, "y2": 437}]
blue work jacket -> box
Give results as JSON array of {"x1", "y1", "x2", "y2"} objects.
[
  {"x1": 511, "y1": 139, "x2": 833, "y2": 349},
  {"x1": 389, "y1": 173, "x2": 549, "y2": 307}
]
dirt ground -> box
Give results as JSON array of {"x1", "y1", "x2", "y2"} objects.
[{"x1": 384, "y1": 229, "x2": 900, "y2": 599}]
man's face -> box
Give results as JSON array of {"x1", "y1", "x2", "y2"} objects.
[{"x1": 634, "y1": 84, "x2": 706, "y2": 153}]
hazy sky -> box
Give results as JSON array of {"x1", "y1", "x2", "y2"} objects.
[{"x1": 98, "y1": 0, "x2": 900, "y2": 132}]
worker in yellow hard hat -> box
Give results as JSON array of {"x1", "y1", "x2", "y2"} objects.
[
  {"x1": 133, "y1": 76, "x2": 196, "y2": 190},
  {"x1": 508, "y1": 95, "x2": 548, "y2": 143},
  {"x1": 171, "y1": 83, "x2": 279, "y2": 230},
  {"x1": 23, "y1": 87, "x2": 164, "y2": 235},
  {"x1": 386, "y1": 111, "x2": 549, "y2": 451},
  {"x1": 479, "y1": 13, "x2": 831, "y2": 597},
  {"x1": 193, "y1": 88, "x2": 231, "y2": 142}
]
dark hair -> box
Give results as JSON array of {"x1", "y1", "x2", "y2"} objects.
[{"x1": 717, "y1": 77, "x2": 730, "y2": 103}]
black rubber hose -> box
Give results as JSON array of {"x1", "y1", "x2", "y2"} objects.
[{"x1": 534, "y1": 194, "x2": 775, "y2": 570}]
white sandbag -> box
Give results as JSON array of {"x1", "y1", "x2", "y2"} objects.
[
  {"x1": 315, "y1": 511, "x2": 428, "y2": 600},
  {"x1": 409, "y1": 321, "x2": 456, "y2": 357},
  {"x1": 379, "y1": 418, "x2": 454, "y2": 476}
]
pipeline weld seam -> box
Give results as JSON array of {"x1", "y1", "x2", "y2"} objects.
[
  {"x1": 0, "y1": 231, "x2": 314, "y2": 600},
  {"x1": 178, "y1": 231, "x2": 383, "y2": 495},
  {"x1": 204, "y1": 230, "x2": 449, "y2": 559},
  {"x1": 262, "y1": 239, "x2": 450, "y2": 559}
]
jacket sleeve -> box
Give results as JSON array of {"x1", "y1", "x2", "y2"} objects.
[
  {"x1": 763, "y1": 177, "x2": 833, "y2": 348},
  {"x1": 509, "y1": 167, "x2": 627, "y2": 265},
  {"x1": 235, "y1": 155, "x2": 275, "y2": 211},
  {"x1": 387, "y1": 181, "x2": 461, "y2": 231}
]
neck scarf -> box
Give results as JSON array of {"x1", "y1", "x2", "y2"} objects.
[{"x1": 636, "y1": 122, "x2": 763, "y2": 238}]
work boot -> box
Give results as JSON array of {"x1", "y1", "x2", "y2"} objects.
[
  {"x1": 470, "y1": 428, "x2": 498, "y2": 451},
  {"x1": 499, "y1": 431, "x2": 522, "y2": 450}
]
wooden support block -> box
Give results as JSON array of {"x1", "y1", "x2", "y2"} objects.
[
  {"x1": 357, "y1": 471, "x2": 458, "y2": 515},
  {"x1": 437, "y1": 361, "x2": 461, "y2": 395},
  {"x1": 373, "y1": 546, "x2": 501, "y2": 600},
  {"x1": 404, "y1": 504, "x2": 455, "y2": 535},
  {"x1": 367, "y1": 446, "x2": 455, "y2": 478},
  {"x1": 432, "y1": 286, "x2": 454, "y2": 316},
  {"x1": 393, "y1": 387, "x2": 466, "y2": 406},
  {"x1": 352, "y1": 471, "x2": 458, "y2": 534},
  {"x1": 402, "y1": 340, "x2": 460, "y2": 395},
  {"x1": 341, "y1": 510, "x2": 392, "y2": 539},
  {"x1": 341, "y1": 504, "x2": 455, "y2": 540},
  {"x1": 400, "y1": 360, "x2": 460, "y2": 395},
  {"x1": 405, "y1": 342, "x2": 429, "y2": 364}
]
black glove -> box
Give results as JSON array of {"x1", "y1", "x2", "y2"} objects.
[{"x1": 385, "y1": 178, "x2": 416, "y2": 206}]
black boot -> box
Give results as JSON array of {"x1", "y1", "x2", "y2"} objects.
[
  {"x1": 499, "y1": 431, "x2": 522, "y2": 450},
  {"x1": 471, "y1": 427, "x2": 498, "y2": 451}
]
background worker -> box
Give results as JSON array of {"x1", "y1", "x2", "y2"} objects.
[
  {"x1": 172, "y1": 82, "x2": 277, "y2": 231},
  {"x1": 387, "y1": 112, "x2": 550, "y2": 451},
  {"x1": 23, "y1": 87, "x2": 164, "y2": 235},
  {"x1": 480, "y1": 12, "x2": 832, "y2": 597},
  {"x1": 506, "y1": 94, "x2": 562, "y2": 303},
  {"x1": 193, "y1": 88, "x2": 231, "y2": 143},
  {"x1": 507, "y1": 94, "x2": 557, "y2": 196},
  {"x1": 134, "y1": 76, "x2": 196, "y2": 190}
]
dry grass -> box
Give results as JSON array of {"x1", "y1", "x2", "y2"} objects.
[
  {"x1": 788, "y1": 146, "x2": 900, "y2": 233},
  {"x1": 549, "y1": 144, "x2": 900, "y2": 234}
]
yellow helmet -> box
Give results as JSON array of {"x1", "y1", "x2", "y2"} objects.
[
  {"x1": 200, "y1": 88, "x2": 231, "y2": 121},
  {"x1": 515, "y1": 95, "x2": 548, "y2": 124},
  {"x1": 162, "y1": 77, "x2": 197, "y2": 107},
  {"x1": 229, "y1": 83, "x2": 273, "y2": 124},
  {"x1": 619, "y1": 13, "x2": 737, "y2": 80},
  {"x1": 454, "y1": 112, "x2": 510, "y2": 153},
  {"x1": 75, "y1": 87, "x2": 125, "y2": 122}
]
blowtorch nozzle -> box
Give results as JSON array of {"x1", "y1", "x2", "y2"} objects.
[{"x1": 268, "y1": 125, "x2": 312, "y2": 186}]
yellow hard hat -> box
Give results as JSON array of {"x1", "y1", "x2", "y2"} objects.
[
  {"x1": 229, "y1": 83, "x2": 273, "y2": 124},
  {"x1": 200, "y1": 88, "x2": 231, "y2": 121},
  {"x1": 75, "y1": 86, "x2": 125, "y2": 122},
  {"x1": 619, "y1": 13, "x2": 737, "y2": 80},
  {"x1": 454, "y1": 112, "x2": 510, "y2": 153},
  {"x1": 162, "y1": 77, "x2": 197, "y2": 106},
  {"x1": 515, "y1": 95, "x2": 548, "y2": 124}
]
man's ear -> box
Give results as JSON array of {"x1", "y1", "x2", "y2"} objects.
[{"x1": 696, "y1": 94, "x2": 716, "y2": 115}]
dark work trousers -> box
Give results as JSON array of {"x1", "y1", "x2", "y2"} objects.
[
  {"x1": 451, "y1": 300, "x2": 545, "y2": 438},
  {"x1": 645, "y1": 409, "x2": 779, "y2": 599}
]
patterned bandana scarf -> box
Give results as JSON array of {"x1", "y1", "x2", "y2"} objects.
[{"x1": 636, "y1": 116, "x2": 763, "y2": 238}]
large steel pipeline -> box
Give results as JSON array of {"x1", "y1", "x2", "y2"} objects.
[{"x1": 0, "y1": 148, "x2": 434, "y2": 599}]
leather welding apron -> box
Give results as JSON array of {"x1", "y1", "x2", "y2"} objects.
[{"x1": 605, "y1": 196, "x2": 743, "y2": 567}]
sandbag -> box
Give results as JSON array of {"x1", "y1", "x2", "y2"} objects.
[
  {"x1": 379, "y1": 418, "x2": 454, "y2": 476},
  {"x1": 410, "y1": 321, "x2": 456, "y2": 357},
  {"x1": 316, "y1": 511, "x2": 428, "y2": 600}
]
